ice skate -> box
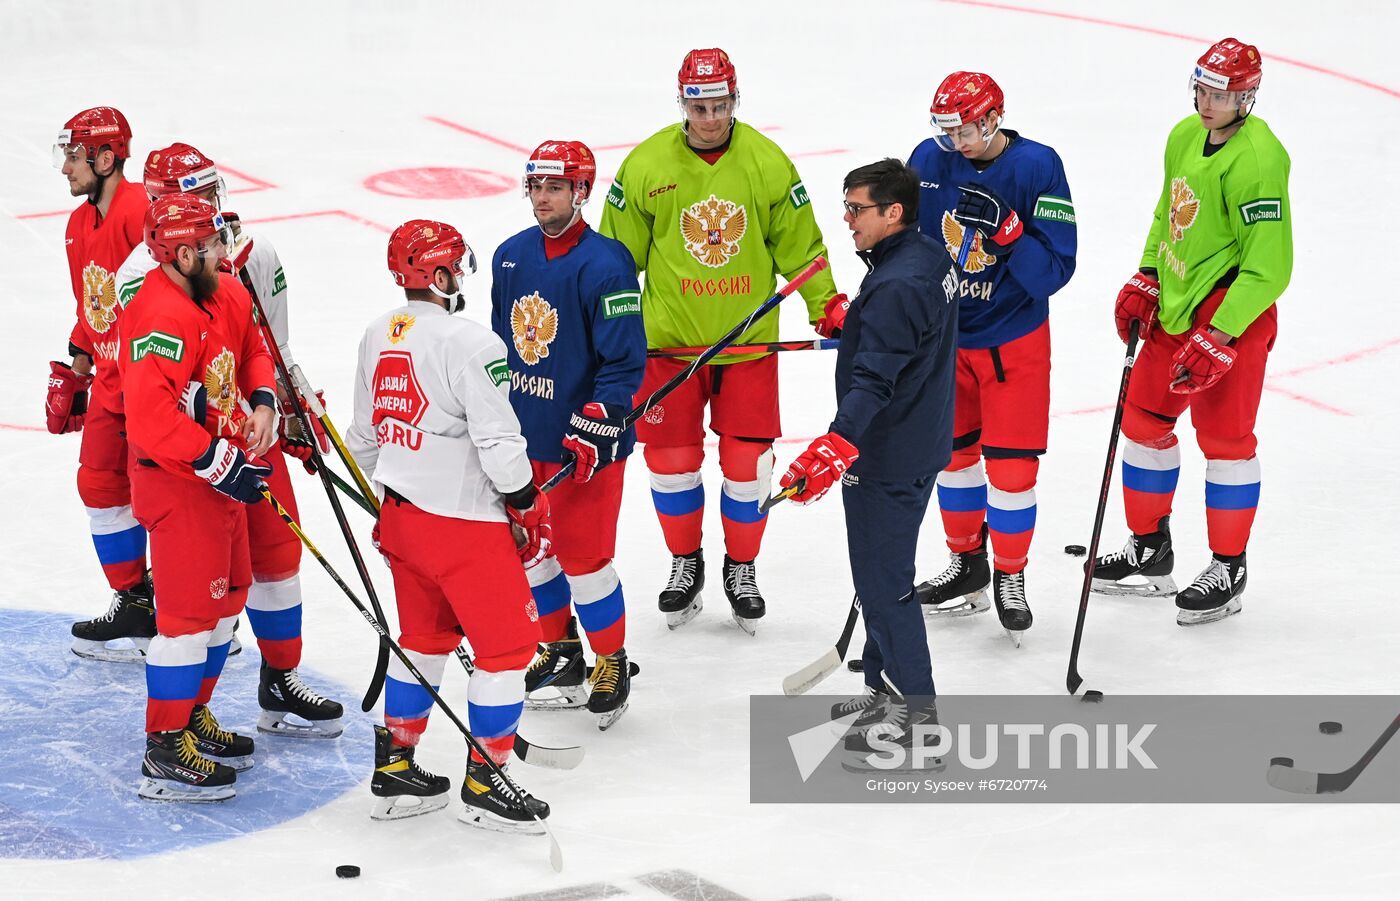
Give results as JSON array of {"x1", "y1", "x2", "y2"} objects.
[
  {"x1": 258, "y1": 661, "x2": 345, "y2": 738},
  {"x1": 1091, "y1": 515, "x2": 1177, "y2": 598},
  {"x1": 458, "y1": 758, "x2": 549, "y2": 835},
  {"x1": 186, "y1": 704, "x2": 255, "y2": 771},
  {"x1": 993, "y1": 569, "x2": 1033, "y2": 647},
  {"x1": 370, "y1": 725, "x2": 450, "y2": 820},
  {"x1": 70, "y1": 581, "x2": 155, "y2": 663},
  {"x1": 659, "y1": 549, "x2": 704, "y2": 629},
  {"x1": 1176, "y1": 552, "x2": 1246, "y2": 625},
  {"x1": 916, "y1": 527, "x2": 991, "y2": 617},
  {"x1": 830, "y1": 686, "x2": 897, "y2": 735},
  {"x1": 138, "y1": 729, "x2": 236, "y2": 803},
  {"x1": 524, "y1": 617, "x2": 588, "y2": 710},
  {"x1": 722, "y1": 555, "x2": 765, "y2": 636},
  {"x1": 586, "y1": 648, "x2": 631, "y2": 731},
  {"x1": 841, "y1": 699, "x2": 943, "y2": 773}
]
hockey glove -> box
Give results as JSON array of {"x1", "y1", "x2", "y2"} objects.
[
  {"x1": 778, "y1": 431, "x2": 860, "y2": 506},
  {"x1": 503, "y1": 483, "x2": 553, "y2": 568},
  {"x1": 1115, "y1": 272, "x2": 1160, "y2": 344},
  {"x1": 815, "y1": 293, "x2": 851, "y2": 339},
  {"x1": 45, "y1": 361, "x2": 93, "y2": 434},
  {"x1": 562, "y1": 402, "x2": 626, "y2": 483},
  {"x1": 281, "y1": 390, "x2": 329, "y2": 473},
  {"x1": 953, "y1": 183, "x2": 1022, "y2": 256},
  {"x1": 193, "y1": 437, "x2": 272, "y2": 505},
  {"x1": 1170, "y1": 326, "x2": 1236, "y2": 394}
]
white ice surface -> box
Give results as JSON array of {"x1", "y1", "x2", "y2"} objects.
[{"x1": 2, "y1": 1, "x2": 1399, "y2": 898}]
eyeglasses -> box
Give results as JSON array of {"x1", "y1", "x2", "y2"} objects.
[{"x1": 842, "y1": 200, "x2": 889, "y2": 217}]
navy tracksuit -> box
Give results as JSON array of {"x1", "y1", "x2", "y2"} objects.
[{"x1": 830, "y1": 227, "x2": 957, "y2": 697}]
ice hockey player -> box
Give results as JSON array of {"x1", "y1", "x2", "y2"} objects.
[
  {"x1": 347, "y1": 220, "x2": 550, "y2": 832},
  {"x1": 600, "y1": 48, "x2": 845, "y2": 634},
  {"x1": 908, "y1": 73, "x2": 1077, "y2": 644},
  {"x1": 778, "y1": 160, "x2": 957, "y2": 751},
  {"x1": 491, "y1": 141, "x2": 646, "y2": 730},
  {"x1": 48, "y1": 107, "x2": 154, "y2": 661},
  {"x1": 114, "y1": 142, "x2": 342, "y2": 737},
  {"x1": 1095, "y1": 38, "x2": 1290, "y2": 626},
  {"x1": 119, "y1": 194, "x2": 277, "y2": 801}
]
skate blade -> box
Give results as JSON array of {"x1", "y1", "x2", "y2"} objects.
[
  {"x1": 137, "y1": 777, "x2": 235, "y2": 803},
  {"x1": 664, "y1": 594, "x2": 703, "y2": 630},
  {"x1": 258, "y1": 710, "x2": 344, "y2": 739},
  {"x1": 1176, "y1": 596, "x2": 1242, "y2": 626},
  {"x1": 1091, "y1": 575, "x2": 1177, "y2": 598},
  {"x1": 214, "y1": 753, "x2": 255, "y2": 772},
  {"x1": 457, "y1": 807, "x2": 546, "y2": 836},
  {"x1": 524, "y1": 685, "x2": 588, "y2": 710},
  {"x1": 732, "y1": 611, "x2": 760, "y2": 636},
  {"x1": 593, "y1": 701, "x2": 629, "y2": 732},
  {"x1": 370, "y1": 793, "x2": 449, "y2": 821},
  {"x1": 228, "y1": 635, "x2": 242, "y2": 657},
  {"x1": 922, "y1": 591, "x2": 990, "y2": 618},
  {"x1": 839, "y1": 753, "x2": 946, "y2": 775},
  {"x1": 1005, "y1": 629, "x2": 1023, "y2": 648},
  {"x1": 70, "y1": 636, "x2": 150, "y2": 663}
]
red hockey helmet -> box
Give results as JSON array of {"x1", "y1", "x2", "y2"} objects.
[
  {"x1": 144, "y1": 193, "x2": 232, "y2": 265},
  {"x1": 387, "y1": 219, "x2": 476, "y2": 290},
  {"x1": 144, "y1": 143, "x2": 226, "y2": 204},
  {"x1": 53, "y1": 106, "x2": 133, "y2": 168},
  {"x1": 930, "y1": 72, "x2": 1004, "y2": 129},
  {"x1": 1192, "y1": 37, "x2": 1263, "y2": 93},
  {"x1": 678, "y1": 48, "x2": 738, "y2": 100},
  {"x1": 523, "y1": 140, "x2": 598, "y2": 207}
]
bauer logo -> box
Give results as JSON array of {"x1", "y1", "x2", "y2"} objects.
[
  {"x1": 1033, "y1": 195, "x2": 1076, "y2": 224},
  {"x1": 602, "y1": 289, "x2": 642, "y2": 319},
  {"x1": 129, "y1": 330, "x2": 185, "y2": 363},
  {"x1": 606, "y1": 182, "x2": 626, "y2": 211},
  {"x1": 1239, "y1": 198, "x2": 1283, "y2": 225}
]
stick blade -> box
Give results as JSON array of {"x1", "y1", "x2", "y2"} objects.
[
  {"x1": 783, "y1": 649, "x2": 841, "y2": 696},
  {"x1": 1266, "y1": 761, "x2": 1321, "y2": 794},
  {"x1": 514, "y1": 735, "x2": 585, "y2": 770}
]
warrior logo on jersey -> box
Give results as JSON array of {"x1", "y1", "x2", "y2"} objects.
[
  {"x1": 204, "y1": 349, "x2": 240, "y2": 420},
  {"x1": 1169, "y1": 177, "x2": 1199, "y2": 242},
  {"x1": 681, "y1": 195, "x2": 747, "y2": 268},
  {"x1": 510, "y1": 293, "x2": 559, "y2": 365},
  {"x1": 82, "y1": 263, "x2": 118, "y2": 334},
  {"x1": 387, "y1": 313, "x2": 416, "y2": 344},
  {"x1": 940, "y1": 212, "x2": 996, "y2": 274}
]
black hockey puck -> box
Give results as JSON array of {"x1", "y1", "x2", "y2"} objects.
[
  {"x1": 1082, "y1": 690, "x2": 1104, "y2": 703},
  {"x1": 1271, "y1": 757, "x2": 1294, "y2": 768},
  {"x1": 1319, "y1": 721, "x2": 1343, "y2": 735},
  {"x1": 1064, "y1": 544, "x2": 1087, "y2": 557},
  {"x1": 847, "y1": 659, "x2": 864, "y2": 673},
  {"x1": 336, "y1": 865, "x2": 360, "y2": 879}
]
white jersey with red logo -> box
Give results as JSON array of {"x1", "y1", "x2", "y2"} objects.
[{"x1": 346, "y1": 300, "x2": 531, "y2": 522}]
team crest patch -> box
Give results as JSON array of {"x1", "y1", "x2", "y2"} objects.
[
  {"x1": 204, "y1": 349, "x2": 239, "y2": 419},
  {"x1": 510, "y1": 292, "x2": 559, "y2": 365},
  {"x1": 1169, "y1": 177, "x2": 1199, "y2": 242},
  {"x1": 524, "y1": 597, "x2": 539, "y2": 623},
  {"x1": 1033, "y1": 195, "x2": 1076, "y2": 224},
  {"x1": 82, "y1": 263, "x2": 118, "y2": 333},
  {"x1": 387, "y1": 313, "x2": 416, "y2": 344},
  {"x1": 602, "y1": 290, "x2": 642, "y2": 319},
  {"x1": 485, "y1": 358, "x2": 509, "y2": 388},
  {"x1": 1239, "y1": 198, "x2": 1283, "y2": 225},
  {"x1": 129, "y1": 330, "x2": 184, "y2": 363},
  {"x1": 680, "y1": 195, "x2": 747, "y2": 268},
  {"x1": 643, "y1": 404, "x2": 665, "y2": 425},
  {"x1": 209, "y1": 577, "x2": 228, "y2": 600},
  {"x1": 940, "y1": 212, "x2": 996, "y2": 274}
]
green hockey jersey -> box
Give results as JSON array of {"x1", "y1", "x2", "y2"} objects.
[
  {"x1": 1139, "y1": 114, "x2": 1292, "y2": 336},
  {"x1": 599, "y1": 121, "x2": 839, "y2": 362}
]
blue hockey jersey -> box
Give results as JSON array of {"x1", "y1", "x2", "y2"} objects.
[
  {"x1": 908, "y1": 130, "x2": 1077, "y2": 348},
  {"x1": 490, "y1": 224, "x2": 646, "y2": 465}
]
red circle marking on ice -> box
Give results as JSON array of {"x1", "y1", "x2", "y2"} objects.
[{"x1": 363, "y1": 167, "x2": 515, "y2": 200}]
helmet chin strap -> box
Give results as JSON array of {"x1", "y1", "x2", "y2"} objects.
[
  {"x1": 429, "y1": 280, "x2": 466, "y2": 314},
  {"x1": 537, "y1": 206, "x2": 582, "y2": 240}
]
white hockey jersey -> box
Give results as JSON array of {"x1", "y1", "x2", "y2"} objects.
[
  {"x1": 346, "y1": 300, "x2": 532, "y2": 522},
  {"x1": 113, "y1": 229, "x2": 293, "y2": 364}
]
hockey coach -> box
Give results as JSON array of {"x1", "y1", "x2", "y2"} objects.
[{"x1": 779, "y1": 158, "x2": 957, "y2": 731}]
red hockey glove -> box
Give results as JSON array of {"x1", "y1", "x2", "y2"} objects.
[
  {"x1": 778, "y1": 432, "x2": 860, "y2": 506},
  {"x1": 1115, "y1": 272, "x2": 1160, "y2": 344},
  {"x1": 1170, "y1": 326, "x2": 1236, "y2": 394},
  {"x1": 503, "y1": 483, "x2": 553, "y2": 567},
  {"x1": 562, "y1": 402, "x2": 626, "y2": 483},
  {"x1": 815, "y1": 293, "x2": 851, "y2": 339},
  {"x1": 953, "y1": 183, "x2": 1022, "y2": 256},
  {"x1": 45, "y1": 361, "x2": 93, "y2": 434}
]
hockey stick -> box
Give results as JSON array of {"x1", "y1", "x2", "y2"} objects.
[
  {"x1": 1267, "y1": 713, "x2": 1400, "y2": 794},
  {"x1": 540, "y1": 256, "x2": 830, "y2": 493},
  {"x1": 261, "y1": 489, "x2": 564, "y2": 871},
  {"x1": 760, "y1": 480, "x2": 803, "y2": 514},
  {"x1": 782, "y1": 595, "x2": 860, "y2": 696},
  {"x1": 450, "y1": 646, "x2": 585, "y2": 771},
  {"x1": 231, "y1": 241, "x2": 393, "y2": 713},
  {"x1": 647, "y1": 338, "x2": 839, "y2": 358},
  {"x1": 956, "y1": 227, "x2": 976, "y2": 269},
  {"x1": 1066, "y1": 321, "x2": 1141, "y2": 696}
]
